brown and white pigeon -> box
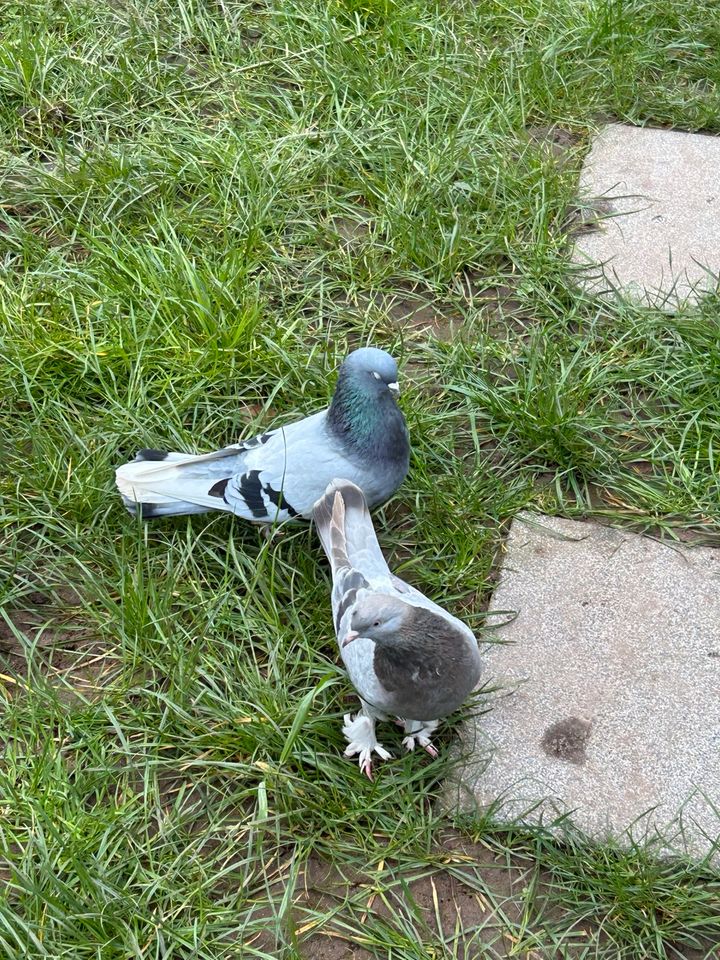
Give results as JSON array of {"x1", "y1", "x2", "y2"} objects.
[
  {"x1": 313, "y1": 480, "x2": 481, "y2": 778},
  {"x1": 115, "y1": 348, "x2": 409, "y2": 526}
]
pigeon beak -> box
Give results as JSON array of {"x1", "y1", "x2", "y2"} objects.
[
  {"x1": 388, "y1": 381, "x2": 400, "y2": 396},
  {"x1": 342, "y1": 630, "x2": 360, "y2": 648}
]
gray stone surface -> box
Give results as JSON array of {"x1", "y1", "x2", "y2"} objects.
[
  {"x1": 572, "y1": 124, "x2": 720, "y2": 310},
  {"x1": 450, "y1": 513, "x2": 720, "y2": 862}
]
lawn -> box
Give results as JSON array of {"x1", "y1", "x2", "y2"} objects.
[{"x1": 2, "y1": 0, "x2": 720, "y2": 957}]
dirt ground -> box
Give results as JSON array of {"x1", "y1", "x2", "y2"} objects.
[{"x1": 0, "y1": 586, "x2": 117, "y2": 703}]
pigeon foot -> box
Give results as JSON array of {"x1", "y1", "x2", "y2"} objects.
[
  {"x1": 259, "y1": 523, "x2": 286, "y2": 541},
  {"x1": 401, "y1": 719, "x2": 440, "y2": 758},
  {"x1": 342, "y1": 713, "x2": 392, "y2": 779}
]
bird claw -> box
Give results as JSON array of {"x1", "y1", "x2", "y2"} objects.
[
  {"x1": 260, "y1": 523, "x2": 285, "y2": 541},
  {"x1": 397, "y1": 720, "x2": 437, "y2": 754},
  {"x1": 400, "y1": 720, "x2": 440, "y2": 759},
  {"x1": 342, "y1": 713, "x2": 391, "y2": 778},
  {"x1": 402, "y1": 734, "x2": 438, "y2": 758}
]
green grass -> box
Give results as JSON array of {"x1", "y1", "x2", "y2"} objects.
[{"x1": 2, "y1": 0, "x2": 720, "y2": 957}]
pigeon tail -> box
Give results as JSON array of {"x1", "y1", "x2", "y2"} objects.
[
  {"x1": 115, "y1": 448, "x2": 241, "y2": 518},
  {"x1": 313, "y1": 483, "x2": 350, "y2": 573},
  {"x1": 312, "y1": 479, "x2": 390, "y2": 577},
  {"x1": 120, "y1": 496, "x2": 211, "y2": 519}
]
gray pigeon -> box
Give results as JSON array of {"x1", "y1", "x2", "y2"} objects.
[
  {"x1": 115, "y1": 348, "x2": 409, "y2": 525},
  {"x1": 313, "y1": 479, "x2": 481, "y2": 778}
]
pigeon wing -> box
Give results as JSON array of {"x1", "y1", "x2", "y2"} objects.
[{"x1": 117, "y1": 411, "x2": 357, "y2": 523}]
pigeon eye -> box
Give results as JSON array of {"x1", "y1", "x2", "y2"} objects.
[
  {"x1": 373, "y1": 620, "x2": 380, "y2": 627},
  {"x1": 372, "y1": 371, "x2": 381, "y2": 380}
]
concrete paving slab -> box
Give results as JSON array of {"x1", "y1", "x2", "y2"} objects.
[
  {"x1": 572, "y1": 124, "x2": 720, "y2": 310},
  {"x1": 449, "y1": 513, "x2": 720, "y2": 863}
]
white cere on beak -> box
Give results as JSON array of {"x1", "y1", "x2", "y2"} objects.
[{"x1": 388, "y1": 381, "x2": 400, "y2": 395}]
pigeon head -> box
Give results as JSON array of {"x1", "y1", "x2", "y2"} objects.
[
  {"x1": 344, "y1": 594, "x2": 481, "y2": 720},
  {"x1": 343, "y1": 594, "x2": 409, "y2": 647},
  {"x1": 340, "y1": 347, "x2": 400, "y2": 395},
  {"x1": 327, "y1": 347, "x2": 408, "y2": 468}
]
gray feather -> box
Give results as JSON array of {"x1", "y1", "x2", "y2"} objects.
[
  {"x1": 313, "y1": 480, "x2": 481, "y2": 724},
  {"x1": 115, "y1": 347, "x2": 409, "y2": 524}
]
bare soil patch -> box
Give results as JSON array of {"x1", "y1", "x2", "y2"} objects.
[
  {"x1": 290, "y1": 829, "x2": 591, "y2": 959},
  {"x1": 0, "y1": 587, "x2": 117, "y2": 703}
]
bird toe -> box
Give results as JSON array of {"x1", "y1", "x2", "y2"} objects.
[{"x1": 402, "y1": 734, "x2": 438, "y2": 758}]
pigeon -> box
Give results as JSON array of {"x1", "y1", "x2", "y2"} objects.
[
  {"x1": 313, "y1": 479, "x2": 481, "y2": 778},
  {"x1": 115, "y1": 347, "x2": 409, "y2": 526}
]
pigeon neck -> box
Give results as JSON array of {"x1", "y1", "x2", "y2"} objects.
[
  {"x1": 378, "y1": 610, "x2": 471, "y2": 663},
  {"x1": 327, "y1": 369, "x2": 407, "y2": 462}
]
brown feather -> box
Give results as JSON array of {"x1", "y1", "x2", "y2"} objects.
[
  {"x1": 372, "y1": 607, "x2": 480, "y2": 720},
  {"x1": 313, "y1": 483, "x2": 351, "y2": 573},
  {"x1": 329, "y1": 490, "x2": 350, "y2": 570}
]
